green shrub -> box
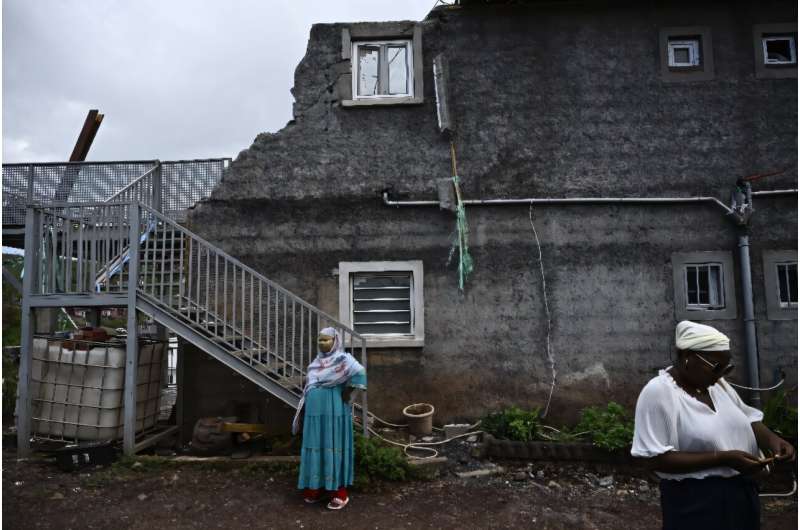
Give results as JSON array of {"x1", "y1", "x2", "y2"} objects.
[
  {"x1": 354, "y1": 432, "x2": 410, "y2": 483},
  {"x1": 763, "y1": 390, "x2": 798, "y2": 440},
  {"x1": 574, "y1": 402, "x2": 634, "y2": 452},
  {"x1": 482, "y1": 406, "x2": 542, "y2": 442}
]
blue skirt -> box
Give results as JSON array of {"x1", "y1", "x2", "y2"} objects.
[{"x1": 296, "y1": 384, "x2": 355, "y2": 491}]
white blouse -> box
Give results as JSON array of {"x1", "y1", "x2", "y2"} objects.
[{"x1": 631, "y1": 368, "x2": 764, "y2": 480}]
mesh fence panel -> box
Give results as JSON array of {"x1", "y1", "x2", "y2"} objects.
[
  {"x1": 161, "y1": 159, "x2": 230, "y2": 221},
  {"x1": 3, "y1": 159, "x2": 230, "y2": 225}
]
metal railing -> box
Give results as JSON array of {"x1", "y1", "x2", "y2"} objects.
[
  {"x1": 104, "y1": 163, "x2": 162, "y2": 211},
  {"x1": 135, "y1": 203, "x2": 368, "y2": 412},
  {"x1": 23, "y1": 200, "x2": 368, "y2": 427},
  {"x1": 27, "y1": 203, "x2": 138, "y2": 295},
  {"x1": 3, "y1": 161, "x2": 157, "y2": 225},
  {"x1": 3, "y1": 159, "x2": 230, "y2": 225}
]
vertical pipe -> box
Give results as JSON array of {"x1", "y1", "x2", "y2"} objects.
[
  {"x1": 16, "y1": 207, "x2": 38, "y2": 455},
  {"x1": 123, "y1": 202, "x2": 140, "y2": 455},
  {"x1": 737, "y1": 231, "x2": 761, "y2": 407}
]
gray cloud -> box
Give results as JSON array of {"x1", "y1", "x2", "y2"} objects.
[{"x1": 3, "y1": 0, "x2": 434, "y2": 162}]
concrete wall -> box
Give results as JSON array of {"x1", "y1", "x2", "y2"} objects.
[{"x1": 185, "y1": 1, "x2": 797, "y2": 426}]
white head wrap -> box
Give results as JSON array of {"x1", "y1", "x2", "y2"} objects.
[{"x1": 675, "y1": 320, "x2": 730, "y2": 351}]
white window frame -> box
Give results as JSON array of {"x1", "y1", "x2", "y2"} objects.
[
  {"x1": 775, "y1": 262, "x2": 798, "y2": 308},
  {"x1": 671, "y1": 252, "x2": 736, "y2": 320},
  {"x1": 684, "y1": 263, "x2": 725, "y2": 310},
  {"x1": 668, "y1": 39, "x2": 701, "y2": 68},
  {"x1": 763, "y1": 250, "x2": 798, "y2": 320},
  {"x1": 338, "y1": 261, "x2": 424, "y2": 347},
  {"x1": 351, "y1": 40, "x2": 414, "y2": 100},
  {"x1": 762, "y1": 35, "x2": 797, "y2": 65}
]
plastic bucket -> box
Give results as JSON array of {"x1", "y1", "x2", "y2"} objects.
[{"x1": 402, "y1": 403, "x2": 435, "y2": 436}]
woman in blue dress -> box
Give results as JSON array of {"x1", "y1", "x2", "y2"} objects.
[{"x1": 292, "y1": 327, "x2": 366, "y2": 510}]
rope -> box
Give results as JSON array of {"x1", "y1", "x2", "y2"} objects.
[
  {"x1": 449, "y1": 141, "x2": 473, "y2": 291},
  {"x1": 529, "y1": 201, "x2": 556, "y2": 417}
]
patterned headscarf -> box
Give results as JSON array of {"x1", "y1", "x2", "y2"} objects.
[
  {"x1": 675, "y1": 320, "x2": 730, "y2": 351},
  {"x1": 291, "y1": 327, "x2": 365, "y2": 434}
]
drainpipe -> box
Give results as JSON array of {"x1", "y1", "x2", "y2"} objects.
[
  {"x1": 737, "y1": 229, "x2": 761, "y2": 407},
  {"x1": 731, "y1": 181, "x2": 761, "y2": 407}
]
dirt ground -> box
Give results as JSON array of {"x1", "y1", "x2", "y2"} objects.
[{"x1": 3, "y1": 448, "x2": 797, "y2": 530}]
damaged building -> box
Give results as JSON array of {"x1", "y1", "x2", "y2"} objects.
[{"x1": 180, "y1": 0, "x2": 798, "y2": 433}]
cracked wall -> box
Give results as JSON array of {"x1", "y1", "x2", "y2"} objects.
[{"x1": 185, "y1": 2, "x2": 798, "y2": 428}]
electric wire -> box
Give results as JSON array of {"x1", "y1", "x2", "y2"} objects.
[
  {"x1": 759, "y1": 471, "x2": 797, "y2": 498},
  {"x1": 726, "y1": 378, "x2": 785, "y2": 392},
  {"x1": 529, "y1": 201, "x2": 556, "y2": 417}
]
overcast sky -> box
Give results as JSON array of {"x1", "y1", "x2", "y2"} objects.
[{"x1": 2, "y1": 0, "x2": 434, "y2": 163}]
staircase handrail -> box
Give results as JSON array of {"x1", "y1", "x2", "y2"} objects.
[
  {"x1": 138, "y1": 202, "x2": 366, "y2": 340},
  {"x1": 103, "y1": 162, "x2": 162, "y2": 210}
]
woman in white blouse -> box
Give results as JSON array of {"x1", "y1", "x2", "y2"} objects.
[{"x1": 631, "y1": 321, "x2": 794, "y2": 530}]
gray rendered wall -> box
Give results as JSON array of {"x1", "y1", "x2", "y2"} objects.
[{"x1": 186, "y1": 1, "x2": 797, "y2": 424}]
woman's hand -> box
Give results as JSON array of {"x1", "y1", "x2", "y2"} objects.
[
  {"x1": 767, "y1": 437, "x2": 796, "y2": 462},
  {"x1": 752, "y1": 421, "x2": 796, "y2": 463},
  {"x1": 720, "y1": 450, "x2": 771, "y2": 475}
]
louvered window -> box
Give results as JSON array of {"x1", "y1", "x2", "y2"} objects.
[
  {"x1": 338, "y1": 261, "x2": 425, "y2": 347},
  {"x1": 352, "y1": 273, "x2": 412, "y2": 335}
]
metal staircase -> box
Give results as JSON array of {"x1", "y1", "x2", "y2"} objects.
[{"x1": 11, "y1": 161, "x2": 367, "y2": 455}]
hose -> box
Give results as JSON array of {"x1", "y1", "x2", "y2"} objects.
[{"x1": 353, "y1": 407, "x2": 482, "y2": 459}]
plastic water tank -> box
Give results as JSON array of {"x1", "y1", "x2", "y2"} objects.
[{"x1": 30, "y1": 337, "x2": 165, "y2": 441}]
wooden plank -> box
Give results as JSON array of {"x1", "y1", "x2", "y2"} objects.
[{"x1": 220, "y1": 422, "x2": 268, "y2": 434}]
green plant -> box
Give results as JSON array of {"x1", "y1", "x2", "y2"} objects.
[
  {"x1": 574, "y1": 402, "x2": 635, "y2": 452},
  {"x1": 354, "y1": 432, "x2": 410, "y2": 483},
  {"x1": 482, "y1": 406, "x2": 542, "y2": 442},
  {"x1": 763, "y1": 390, "x2": 798, "y2": 440}
]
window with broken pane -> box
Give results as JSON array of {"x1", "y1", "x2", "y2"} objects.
[
  {"x1": 352, "y1": 40, "x2": 413, "y2": 98},
  {"x1": 685, "y1": 263, "x2": 724, "y2": 308},
  {"x1": 357, "y1": 45, "x2": 380, "y2": 96}
]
